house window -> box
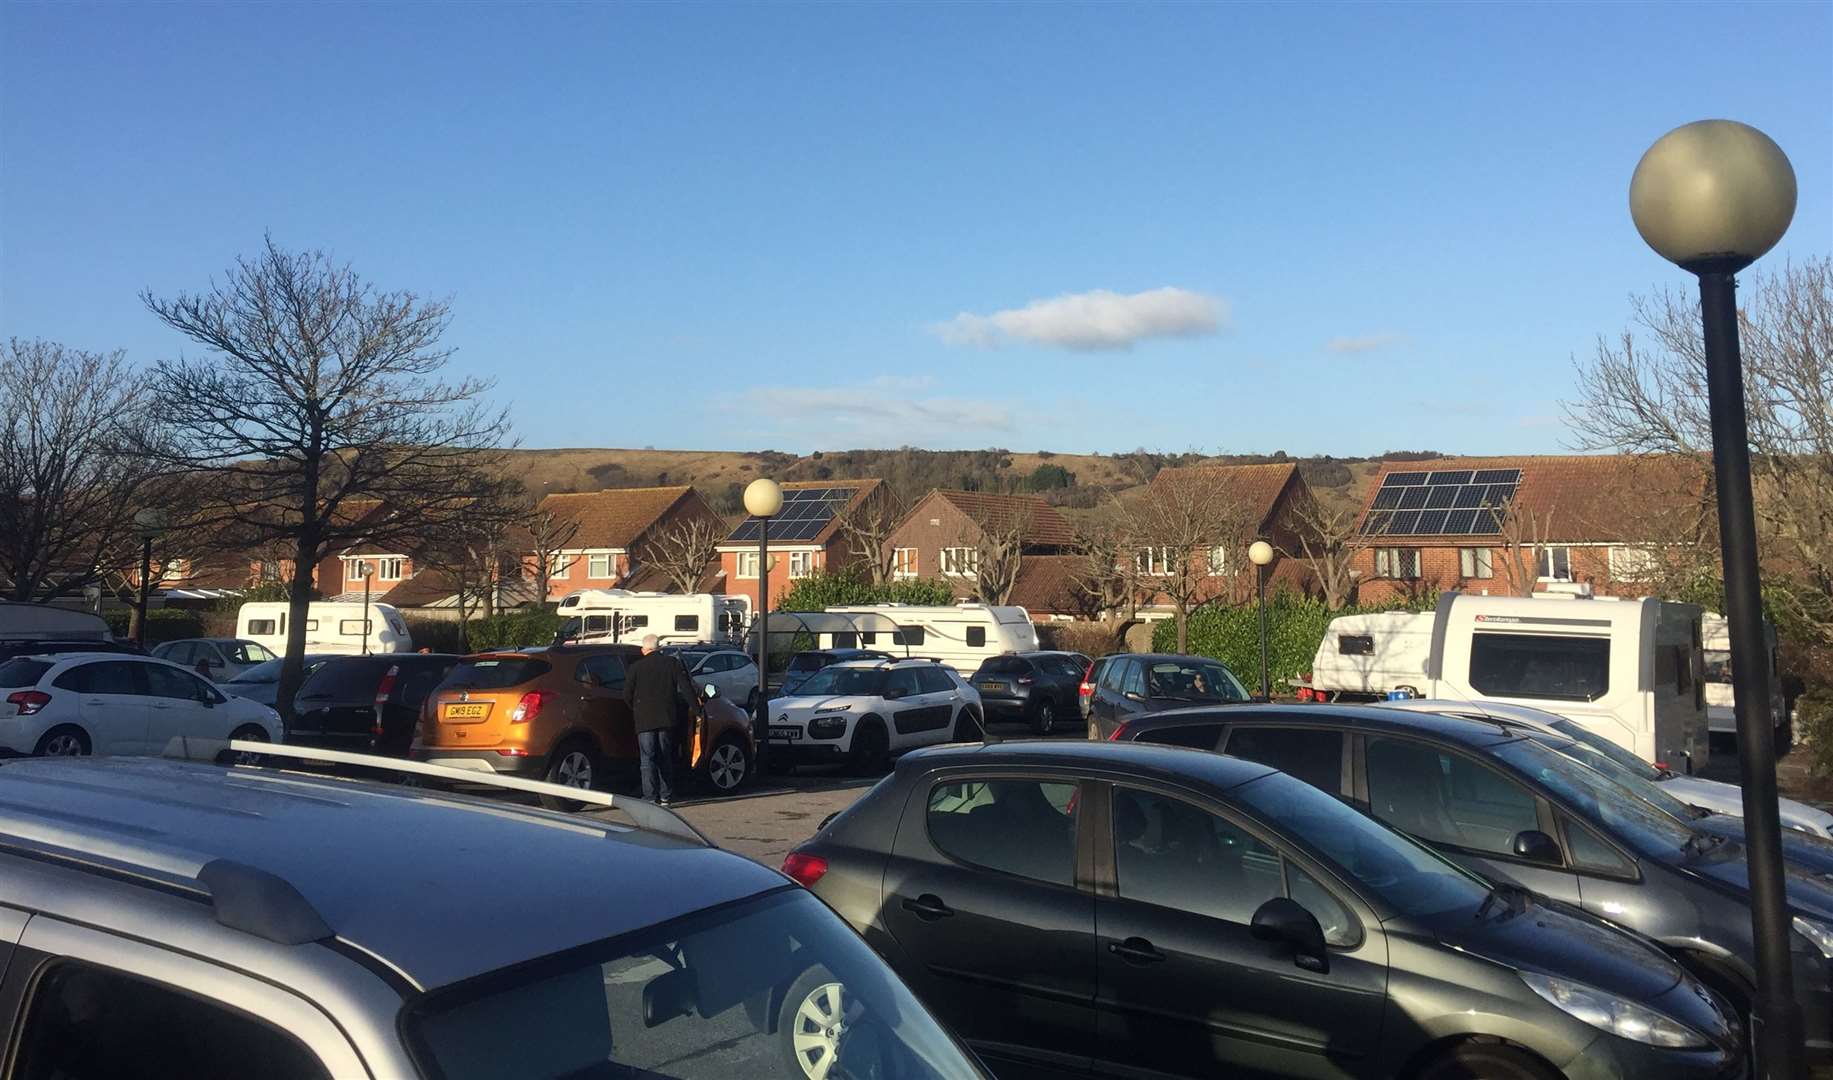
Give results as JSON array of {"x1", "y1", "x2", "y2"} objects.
[
  {"x1": 736, "y1": 551, "x2": 759, "y2": 579},
  {"x1": 1135, "y1": 547, "x2": 1174, "y2": 577},
  {"x1": 1206, "y1": 546, "x2": 1230, "y2": 576},
  {"x1": 1610, "y1": 546, "x2": 1657, "y2": 580},
  {"x1": 893, "y1": 547, "x2": 918, "y2": 579},
  {"x1": 549, "y1": 552, "x2": 572, "y2": 579},
  {"x1": 939, "y1": 547, "x2": 978, "y2": 578},
  {"x1": 788, "y1": 551, "x2": 814, "y2": 579},
  {"x1": 1536, "y1": 546, "x2": 1573, "y2": 582},
  {"x1": 1458, "y1": 548, "x2": 1493, "y2": 580},
  {"x1": 347, "y1": 559, "x2": 370, "y2": 582},
  {"x1": 161, "y1": 558, "x2": 190, "y2": 580},
  {"x1": 587, "y1": 553, "x2": 614, "y2": 579},
  {"x1": 257, "y1": 560, "x2": 281, "y2": 583},
  {"x1": 377, "y1": 557, "x2": 404, "y2": 581},
  {"x1": 1375, "y1": 548, "x2": 1421, "y2": 580}
]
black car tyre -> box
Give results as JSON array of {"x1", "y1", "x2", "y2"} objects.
[
  {"x1": 951, "y1": 707, "x2": 982, "y2": 743},
  {"x1": 849, "y1": 720, "x2": 889, "y2": 775},
  {"x1": 539, "y1": 740, "x2": 600, "y2": 811},
  {"x1": 1029, "y1": 699, "x2": 1057, "y2": 736},
  {"x1": 223, "y1": 724, "x2": 270, "y2": 766},
  {"x1": 1414, "y1": 1042, "x2": 1559, "y2": 1080},
  {"x1": 779, "y1": 963, "x2": 851, "y2": 1080},
  {"x1": 34, "y1": 725, "x2": 90, "y2": 757},
  {"x1": 701, "y1": 733, "x2": 752, "y2": 793}
]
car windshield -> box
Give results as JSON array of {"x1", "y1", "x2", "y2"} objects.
[
  {"x1": 439, "y1": 658, "x2": 553, "y2": 691},
  {"x1": 1533, "y1": 735, "x2": 1701, "y2": 822},
  {"x1": 1231, "y1": 770, "x2": 1489, "y2": 919},
  {"x1": 797, "y1": 667, "x2": 888, "y2": 697},
  {"x1": 405, "y1": 888, "x2": 975, "y2": 1080},
  {"x1": 1143, "y1": 661, "x2": 1248, "y2": 702},
  {"x1": 787, "y1": 654, "x2": 828, "y2": 673},
  {"x1": 1490, "y1": 739, "x2": 1698, "y2": 856},
  {"x1": 1542, "y1": 718, "x2": 1665, "y2": 781}
]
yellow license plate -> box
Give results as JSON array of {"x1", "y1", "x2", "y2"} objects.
[{"x1": 444, "y1": 702, "x2": 489, "y2": 720}]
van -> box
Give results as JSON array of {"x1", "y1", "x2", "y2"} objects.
[
  {"x1": 822, "y1": 603, "x2": 1039, "y2": 672},
  {"x1": 236, "y1": 601, "x2": 413, "y2": 656},
  {"x1": 1701, "y1": 612, "x2": 1787, "y2": 741},
  {"x1": 554, "y1": 590, "x2": 750, "y2": 647}
]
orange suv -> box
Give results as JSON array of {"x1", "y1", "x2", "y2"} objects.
[{"x1": 412, "y1": 645, "x2": 757, "y2": 807}]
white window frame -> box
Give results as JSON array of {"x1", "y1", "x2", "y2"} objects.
[
  {"x1": 1608, "y1": 545, "x2": 1657, "y2": 581},
  {"x1": 939, "y1": 547, "x2": 979, "y2": 579},
  {"x1": 1458, "y1": 547, "x2": 1493, "y2": 580},
  {"x1": 1206, "y1": 545, "x2": 1230, "y2": 576},
  {"x1": 1375, "y1": 547, "x2": 1421, "y2": 580},
  {"x1": 548, "y1": 552, "x2": 573, "y2": 578},
  {"x1": 1135, "y1": 546, "x2": 1175, "y2": 577},
  {"x1": 377, "y1": 557, "x2": 404, "y2": 582},
  {"x1": 735, "y1": 551, "x2": 759, "y2": 580},
  {"x1": 1535, "y1": 545, "x2": 1574, "y2": 582},
  {"x1": 893, "y1": 547, "x2": 918, "y2": 580},
  {"x1": 788, "y1": 551, "x2": 814, "y2": 579},
  {"x1": 587, "y1": 552, "x2": 615, "y2": 579}
]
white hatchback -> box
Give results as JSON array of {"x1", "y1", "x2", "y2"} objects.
[
  {"x1": 0, "y1": 652, "x2": 284, "y2": 757},
  {"x1": 767, "y1": 659, "x2": 982, "y2": 773}
]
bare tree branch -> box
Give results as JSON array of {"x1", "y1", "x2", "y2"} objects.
[
  {"x1": 1290, "y1": 493, "x2": 1369, "y2": 610},
  {"x1": 640, "y1": 516, "x2": 724, "y2": 594}
]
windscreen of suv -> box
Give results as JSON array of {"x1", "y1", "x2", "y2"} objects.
[
  {"x1": 786, "y1": 653, "x2": 827, "y2": 673},
  {"x1": 797, "y1": 667, "x2": 888, "y2": 697},
  {"x1": 0, "y1": 659, "x2": 52, "y2": 688},
  {"x1": 1143, "y1": 661, "x2": 1248, "y2": 702},
  {"x1": 405, "y1": 888, "x2": 970, "y2": 1080},
  {"x1": 438, "y1": 658, "x2": 553, "y2": 691}
]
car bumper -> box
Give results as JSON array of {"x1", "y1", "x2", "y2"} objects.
[
  {"x1": 1559, "y1": 1033, "x2": 1741, "y2": 1080},
  {"x1": 764, "y1": 738, "x2": 850, "y2": 763},
  {"x1": 977, "y1": 696, "x2": 1031, "y2": 720},
  {"x1": 410, "y1": 747, "x2": 546, "y2": 777}
]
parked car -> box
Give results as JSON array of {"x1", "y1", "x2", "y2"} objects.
[
  {"x1": 0, "y1": 638, "x2": 145, "y2": 665},
  {"x1": 666, "y1": 644, "x2": 762, "y2": 711},
  {"x1": 150, "y1": 637, "x2": 277, "y2": 679},
  {"x1": 968, "y1": 651, "x2": 1084, "y2": 734},
  {"x1": 785, "y1": 739, "x2": 1741, "y2": 1079},
  {"x1": 0, "y1": 652, "x2": 282, "y2": 757},
  {"x1": 414, "y1": 645, "x2": 758, "y2": 804},
  {"x1": 768, "y1": 659, "x2": 982, "y2": 774},
  {"x1": 1110, "y1": 702, "x2": 1833, "y2": 1061},
  {"x1": 288, "y1": 652, "x2": 461, "y2": 755},
  {"x1": 777, "y1": 647, "x2": 892, "y2": 698},
  {"x1": 0, "y1": 744, "x2": 985, "y2": 1079},
  {"x1": 1379, "y1": 698, "x2": 1833, "y2": 837},
  {"x1": 1082, "y1": 652, "x2": 1250, "y2": 738},
  {"x1": 219, "y1": 654, "x2": 337, "y2": 708}
]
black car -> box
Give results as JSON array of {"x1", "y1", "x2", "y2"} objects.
[
  {"x1": 288, "y1": 653, "x2": 460, "y2": 754},
  {"x1": 968, "y1": 651, "x2": 1085, "y2": 735},
  {"x1": 1111, "y1": 703, "x2": 1833, "y2": 1063},
  {"x1": 1082, "y1": 653, "x2": 1250, "y2": 738},
  {"x1": 777, "y1": 648, "x2": 892, "y2": 698},
  {"x1": 220, "y1": 654, "x2": 337, "y2": 708},
  {"x1": 785, "y1": 740, "x2": 1738, "y2": 1079}
]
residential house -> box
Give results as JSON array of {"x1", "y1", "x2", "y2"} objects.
[
  {"x1": 526, "y1": 486, "x2": 726, "y2": 601},
  {"x1": 716, "y1": 480, "x2": 883, "y2": 610},
  {"x1": 884, "y1": 489, "x2": 1075, "y2": 601},
  {"x1": 1351, "y1": 454, "x2": 1711, "y2": 603},
  {"x1": 1130, "y1": 463, "x2": 1317, "y2": 618}
]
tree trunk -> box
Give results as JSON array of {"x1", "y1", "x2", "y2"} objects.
[
  {"x1": 1175, "y1": 605, "x2": 1189, "y2": 653},
  {"x1": 273, "y1": 526, "x2": 320, "y2": 724}
]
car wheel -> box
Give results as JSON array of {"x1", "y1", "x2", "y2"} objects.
[
  {"x1": 223, "y1": 724, "x2": 270, "y2": 766},
  {"x1": 849, "y1": 720, "x2": 889, "y2": 775},
  {"x1": 780, "y1": 964, "x2": 851, "y2": 1080},
  {"x1": 34, "y1": 725, "x2": 90, "y2": 757},
  {"x1": 951, "y1": 707, "x2": 982, "y2": 743},
  {"x1": 539, "y1": 742, "x2": 600, "y2": 811},
  {"x1": 702, "y1": 734, "x2": 752, "y2": 793},
  {"x1": 1029, "y1": 699, "x2": 1057, "y2": 736},
  {"x1": 1414, "y1": 1042, "x2": 1559, "y2": 1080}
]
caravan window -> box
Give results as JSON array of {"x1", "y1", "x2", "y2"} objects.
[
  {"x1": 1702, "y1": 650, "x2": 1732, "y2": 684},
  {"x1": 247, "y1": 619, "x2": 278, "y2": 636},
  {"x1": 339, "y1": 619, "x2": 373, "y2": 636},
  {"x1": 304, "y1": 619, "x2": 319, "y2": 631},
  {"x1": 585, "y1": 615, "x2": 614, "y2": 636},
  {"x1": 965, "y1": 626, "x2": 987, "y2": 648},
  {"x1": 1468, "y1": 633, "x2": 1609, "y2": 702},
  {"x1": 894, "y1": 627, "x2": 925, "y2": 647},
  {"x1": 831, "y1": 632, "x2": 857, "y2": 649},
  {"x1": 1338, "y1": 634, "x2": 1374, "y2": 656},
  {"x1": 674, "y1": 615, "x2": 699, "y2": 633}
]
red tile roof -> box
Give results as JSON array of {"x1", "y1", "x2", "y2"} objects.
[
  {"x1": 1006, "y1": 555, "x2": 1083, "y2": 616},
  {"x1": 926, "y1": 490, "x2": 1076, "y2": 548},
  {"x1": 539, "y1": 486, "x2": 702, "y2": 549},
  {"x1": 1147, "y1": 463, "x2": 1299, "y2": 527}
]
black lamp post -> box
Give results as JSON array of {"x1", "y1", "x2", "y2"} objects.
[
  {"x1": 743, "y1": 478, "x2": 784, "y2": 756},
  {"x1": 1248, "y1": 540, "x2": 1275, "y2": 700},
  {"x1": 131, "y1": 509, "x2": 166, "y2": 648},
  {"x1": 1631, "y1": 118, "x2": 1801, "y2": 1079}
]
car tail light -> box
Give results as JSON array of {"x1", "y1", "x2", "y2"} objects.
[
  {"x1": 374, "y1": 665, "x2": 399, "y2": 706},
  {"x1": 1108, "y1": 720, "x2": 1131, "y2": 742},
  {"x1": 6, "y1": 691, "x2": 50, "y2": 716},
  {"x1": 511, "y1": 691, "x2": 549, "y2": 724},
  {"x1": 781, "y1": 851, "x2": 829, "y2": 888},
  {"x1": 1079, "y1": 663, "x2": 1095, "y2": 700}
]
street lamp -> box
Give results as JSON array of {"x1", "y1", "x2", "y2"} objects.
[
  {"x1": 1631, "y1": 118, "x2": 1800, "y2": 1079},
  {"x1": 1248, "y1": 540, "x2": 1275, "y2": 700},
  {"x1": 744, "y1": 478, "x2": 784, "y2": 751},
  {"x1": 352, "y1": 560, "x2": 373, "y2": 656},
  {"x1": 131, "y1": 508, "x2": 167, "y2": 648}
]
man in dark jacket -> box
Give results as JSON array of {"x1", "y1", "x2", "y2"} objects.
[{"x1": 622, "y1": 635, "x2": 701, "y2": 806}]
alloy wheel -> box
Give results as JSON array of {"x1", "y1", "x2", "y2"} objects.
[
  {"x1": 554, "y1": 750, "x2": 593, "y2": 789},
  {"x1": 230, "y1": 726, "x2": 269, "y2": 765},
  {"x1": 1036, "y1": 701, "x2": 1055, "y2": 735},
  {"x1": 42, "y1": 733, "x2": 85, "y2": 756},
  {"x1": 789, "y1": 981, "x2": 848, "y2": 1080},
  {"x1": 707, "y1": 741, "x2": 747, "y2": 791}
]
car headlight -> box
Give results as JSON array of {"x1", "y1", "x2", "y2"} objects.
[
  {"x1": 1794, "y1": 916, "x2": 1833, "y2": 959},
  {"x1": 1520, "y1": 972, "x2": 1706, "y2": 1048}
]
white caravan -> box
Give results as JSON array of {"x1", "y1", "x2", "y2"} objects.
[
  {"x1": 554, "y1": 590, "x2": 750, "y2": 647},
  {"x1": 1303, "y1": 591, "x2": 1708, "y2": 771},
  {"x1": 236, "y1": 601, "x2": 413, "y2": 656},
  {"x1": 1700, "y1": 613, "x2": 1786, "y2": 740},
  {"x1": 821, "y1": 603, "x2": 1039, "y2": 672},
  {"x1": 0, "y1": 600, "x2": 112, "y2": 643}
]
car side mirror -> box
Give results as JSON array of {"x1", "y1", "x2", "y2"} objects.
[
  {"x1": 1250, "y1": 897, "x2": 1328, "y2": 973},
  {"x1": 642, "y1": 966, "x2": 698, "y2": 1028},
  {"x1": 700, "y1": 683, "x2": 718, "y2": 699},
  {"x1": 1512, "y1": 829, "x2": 1562, "y2": 865}
]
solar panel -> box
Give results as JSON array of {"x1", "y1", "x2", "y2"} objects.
[
  {"x1": 1360, "y1": 467, "x2": 1521, "y2": 535},
  {"x1": 1387, "y1": 471, "x2": 1429, "y2": 486},
  {"x1": 1426, "y1": 470, "x2": 1474, "y2": 485},
  {"x1": 1424, "y1": 486, "x2": 1458, "y2": 510},
  {"x1": 1443, "y1": 509, "x2": 1478, "y2": 534},
  {"x1": 1415, "y1": 509, "x2": 1448, "y2": 534},
  {"x1": 1390, "y1": 510, "x2": 1422, "y2": 534},
  {"x1": 1362, "y1": 511, "x2": 1391, "y2": 535},
  {"x1": 1473, "y1": 468, "x2": 1522, "y2": 485},
  {"x1": 724, "y1": 485, "x2": 861, "y2": 544},
  {"x1": 1397, "y1": 487, "x2": 1429, "y2": 510},
  {"x1": 1371, "y1": 488, "x2": 1401, "y2": 510}
]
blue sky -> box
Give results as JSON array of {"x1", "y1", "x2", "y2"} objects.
[{"x1": 4, "y1": 2, "x2": 1829, "y2": 457}]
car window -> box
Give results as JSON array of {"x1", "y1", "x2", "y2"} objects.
[
  {"x1": 54, "y1": 660, "x2": 145, "y2": 696},
  {"x1": 1365, "y1": 737, "x2": 1540, "y2": 856},
  {"x1": 575, "y1": 654, "x2": 627, "y2": 690},
  {"x1": 1120, "y1": 660, "x2": 1145, "y2": 697},
  {"x1": 146, "y1": 663, "x2": 217, "y2": 703},
  {"x1": 1112, "y1": 787, "x2": 1283, "y2": 925},
  {"x1": 1222, "y1": 727, "x2": 1344, "y2": 794},
  {"x1": 977, "y1": 656, "x2": 1029, "y2": 676},
  {"x1": 914, "y1": 666, "x2": 954, "y2": 694},
  {"x1": 797, "y1": 666, "x2": 886, "y2": 697},
  {"x1": 885, "y1": 668, "x2": 921, "y2": 698},
  {"x1": 1468, "y1": 633, "x2": 1610, "y2": 702},
  {"x1": 164, "y1": 642, "x2": 197, "y2": 664},
  {"x1": 926, "y1": 778, "x2": 1078, "y2": 887},
  {"x1": 1287, "y1": 864, "x2": 1359, "y2": 948},
  {"x1": 12, "y1": 961, "x2": 328, "y2": 1080},
  {"x1": 1133, "y1": 723, "x2": 1224, "y2": 750},
  {"x1": 439, "y1": 658, "x2": 552, "y2": 692},
  {"x1": 1563, "y1": 815, "x2": 1634, "y2": 876},
  {"x1": 0, "y1": 659, "x2": 54, "y2": 689},
  {"x1": 1142, "y1": 660, "x2": 1248, "y2": 702},
  {"x1": 786, "y1": 653, "x2": 825, "y2": 673},
  {"x1": 397, "y1": 663, "x2": 451, "y2": 707},
  {"x1": 228, "y1": 641, "x2": 276, "y2": 664},
  {"x1": 1490, "y1": 738, "x2": 1696, "y2": 856}
]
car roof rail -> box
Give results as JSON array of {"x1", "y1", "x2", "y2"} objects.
[
  {"x1": 161, "y1": 738, "x2": 712, "y2": 847},
  {"x1": 0, "y1": 800, "x2": 333, "y2": 945}
]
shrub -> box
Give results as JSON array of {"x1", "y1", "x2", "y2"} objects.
[
  {"x1": 1026, "y1": 463, "x2": 1076, "y2": 491},
  {"x1": 464, "y1": 609, "x2": 564, "y2": 652},
  {"x1": 777, "y1": 569, "x2": 954, "y2": 611},
  {"x1": 104, "y1": 608, "x2": 207, "y2": 645},
  {"x1": 1153, "y1": 589, "x2": 1439, "y2": 694},
  {"x1": 1040, "y1": 621, "x2": 1125, "y2": 659},
  {"x1": 1798, "y1": 694, "x2": 1833, "y2": 780},
  {"x1": 403, "y1": 617, "x2": 467, "y2": 654}
]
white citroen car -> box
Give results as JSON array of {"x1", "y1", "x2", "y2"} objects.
[
  {"x1": 0, "y1": 652, "x2": 284, "y2": 758},
  {"x1": 766, "y1": 658, "x2": 982, "y2": 774}
]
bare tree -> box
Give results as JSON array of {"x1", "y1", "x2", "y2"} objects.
[
  {"x1": 968, "y1": 502, "x2": 1033, "y2": 606},
  {"x1": 1569, "y1": 258, "x2": 1833, "y2": 639},
  {"x1": 1290, "y1": 495, "x2": 1369, "y2": 610},
  {"x1": 1125, "y1": 468, "x2": 1260, "y2": 652},
  {"x1": 641, "y1": 516, "x2": 723, "y2": 593},
  {"x1": 414, "y1": 481, "x2": 526, "y2": 644},
  {"x1": 837, "y1": 486, "x2": 907, "y2": 585},
  {"x1": 524, "y1": 499, "x2": 582, "y2": 603},
  {"x1": 1495, "y1": 499, "x2": 1555, "y2": 598},
  {"x1": 138, "y1": 237, "x2": 511, "y2": 718},
  {"x1": 0, "y1": 340, "x2": 164, "y2": 603},
  {"x1": 1064, "y1": 510, "x2": 1137, "y2": 622}
]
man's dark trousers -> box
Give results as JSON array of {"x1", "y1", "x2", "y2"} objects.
[{"x1": 639, "y1": 728, "x2": 675, "y2": 803}]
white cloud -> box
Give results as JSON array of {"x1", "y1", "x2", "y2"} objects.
[
  {"x1": 932, "y1": 287, "x2": 1226, "y2": 351},
  {"x1": 1325, "y1": 333, "x2": 1408, "y2": 354},
  {"x1": 727, "y1": 378, "x2": 1016, "y2": 444}
]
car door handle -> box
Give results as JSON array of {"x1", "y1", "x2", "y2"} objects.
[
  {"x1": 901, "y1": 894, "x2": 954, "y2": 921},
  {"x1": 1108, "y1": 937, "x2": 1166, "y2": 964}
]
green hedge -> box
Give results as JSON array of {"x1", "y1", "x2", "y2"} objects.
[
  {"x1": 463, "y1": 609, "x2": 564, "y2": 652},
  {"x1": 403, "y1": 617, "x2": 468, "y2": 655},
  {"x1": 1798, "y1": 694, "x2": 1833, "y2": 780},
  {"x1": 1153, "y1": 590, "x2": 1439, "y2": 693},
  {"x1": 776, "y1": 569, "x2": 954, "y2": 611},
  {"x1": 104, "y1": 608, "x2": 207, "y2": 645}
]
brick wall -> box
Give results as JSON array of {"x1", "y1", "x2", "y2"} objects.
[
  {"x1": 718, "y1": 539, "x2": 844, "y2": 610},
  {"x1": 1354, "y1": 542, "x2": 1652, "y2": 604},
  {"x1": 885, "y1": 496, "x2": 981, "y2": 599}
]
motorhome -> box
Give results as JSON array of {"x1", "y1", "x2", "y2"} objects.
[
  {"x1": 817, "y1": 603, "x2": 1039, "y2": 672},
  {"x1": 1301, "y1": 590, "x2": 1708, "y2": 770},
  {"x1": 1701, "y1": 613, "x2": 1787, "y2": 741},
  {"x1": 554, "y1": 590, "x2": 750, "y2": 647},
  {"x1": 236, "y1": 601, "x2": 413, "y2": 656},
  {"x1": 0, "y1": 600, "x2": 112, "y2": 644}
]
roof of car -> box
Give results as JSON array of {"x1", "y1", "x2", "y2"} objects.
[
  {"x1": 0, "y1": 757, "x2": 785, "y2": 991},
  {"x1": 897, "y1": 738, "x2": 1279, "y2": 789},
  {"x1": 1121, "y1": 702, "x2": 1522, "y2": 747}
]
